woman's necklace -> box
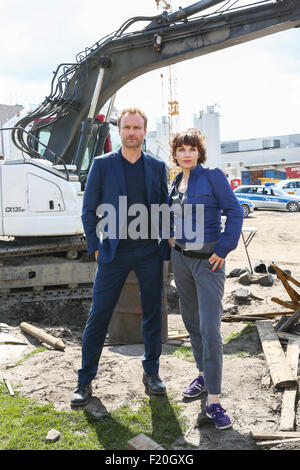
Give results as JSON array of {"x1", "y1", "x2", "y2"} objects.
[{"x1": 178, "y1": 175, "x2": 189, "y2": 193}]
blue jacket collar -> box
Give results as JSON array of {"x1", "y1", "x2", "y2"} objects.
[
  {"x1": 172, "y1": 164, "x2": 204, "y2": 187},
  {"x1": 117, "y1": 147, "x2": 146, "y2": 160}
]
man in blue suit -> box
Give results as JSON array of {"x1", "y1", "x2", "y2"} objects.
[{"x1": 71, "y1": 108, "x2": 169, "y2": 406}]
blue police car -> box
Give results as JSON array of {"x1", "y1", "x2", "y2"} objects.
[
  {"x1": 237, "y1": 197, "x2": 254, "y2": 218},
  {"x1": 234, "y1": 185, "x2": 300, "y2": 212}
]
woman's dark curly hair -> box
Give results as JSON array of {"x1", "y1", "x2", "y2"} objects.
[{"x1": 171, "y1": 128, "x2": 206, "y2": 166}]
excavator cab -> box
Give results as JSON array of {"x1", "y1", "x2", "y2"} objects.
[{"x1": 31, "y1": 113, "x2": 120, "y2": 189}]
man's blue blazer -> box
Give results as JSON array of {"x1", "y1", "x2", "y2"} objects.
[{"x1": 81, "y1": 148, "x2": 170, "y2": 263}]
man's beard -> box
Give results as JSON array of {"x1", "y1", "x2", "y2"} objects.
[{"x1": 122, "y1": 138, "x2": 142, "y2": 148}]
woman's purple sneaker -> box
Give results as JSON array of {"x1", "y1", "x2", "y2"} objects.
[
  {"x1": 182, "y1": 376, "x2": 205, "y2": 398},
  {"x1": 206, "y1": 402, "x2": 232, "y2": 430}
]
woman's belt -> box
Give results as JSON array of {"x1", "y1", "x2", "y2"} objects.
[{"x1": 174, "y1": 244, "x2": 212, "y2": 259}]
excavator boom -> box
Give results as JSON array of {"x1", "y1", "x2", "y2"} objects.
[{"x1": 13, "y1": 0, "x2": 300, "y2": 170}]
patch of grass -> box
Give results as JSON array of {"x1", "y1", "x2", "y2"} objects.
[
  {"x1": 223, "y1": 323, "x2": 259, "y2": 358},
  {"x1": 224, "y1": 351, "x2": 248, "y2": 359},
  {"x1": 0, "y1": 384, "x2": 187, "y2": 450},
  {"x1": 224, "y1": 323, "x2": 255, "y2": 344},
  {"x1": 14, "y1": 347, "x2": 47, "y2": 367},
  {"x1": 171, "y1": 345, "x2": 194, "y2": 362}
]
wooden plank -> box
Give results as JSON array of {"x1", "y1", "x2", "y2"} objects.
[
  {"x1": 271, "y1": 298, "x2": 297, "y2": 311},
  {"x1": 222, "y1": 316, "x2": 267, "y2": 322},
  {"x1": 0, "y1": 333, "x2": 27, "y2": 345},
  {"x1": 241, "y1": 311, "x2": 296, "y2": 318},
  {"x1": 128, "y1": 434, "x2": 164, "y2": 450},
  {"x1": 247, "y1": 311, "x2": 296, "y2": 318},
  {"x1": 280, "y1": 388, "x2": 298, "y2": 431},
  {"x1": 3, "y1": 376, "x2": 15, "y2": 396},
  {"x1": 222, "y1": 311, "x2": 299, "y2": 322},
  {"x1": 256, "y1": 321, "x2": 297, "y2": 389},
  {"x1": 270, "y1": 265, "x2": 300, "y2": 288},
  {"x1": 250, "y1": 431, "x2": 300, "y2": 440},
  {"x1": 272, "y1": 266, "x2": 300, "y2": 304},
  {"x1": 277, "y1": 331, "x2": 300, "y2": 343},
  {"x1": 168, "y1": 334, "x2": 189, "y2": 340},
  {"x1": 279, "y1": 340, "x2": 299, "y2": 431},
  {"x1": 256, "y1": 437, "x2": 300, "y2": 448},
  {"x1": 278, "y1": 308, "x2": 300, "y2": 332}
]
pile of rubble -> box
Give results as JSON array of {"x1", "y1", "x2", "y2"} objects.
[
  {"x1": 228, "y1": 260, "x2": 291, "y2": 288},
  {"x1": 225, "y1": 263, "x2": 300, "y2": 447}
]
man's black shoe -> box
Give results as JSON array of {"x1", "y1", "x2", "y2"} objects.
[
  {"x1": 143, "y1": 373, "x2": 166, "y2": 396},
  {"x1": 71, "y1": 383, "x2": 92, "y2": 406}
]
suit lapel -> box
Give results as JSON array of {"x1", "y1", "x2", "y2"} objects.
[
  {"x1": 112, "y1": 150, "x2": 126, "y2": 195},
  {"x1": 143, "y1": 153, "x2": 153, "y2": 206}
]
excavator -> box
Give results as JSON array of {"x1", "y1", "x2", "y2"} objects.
[{"x1": 0, "y1": 0, "x2": 300, "y2": 303}]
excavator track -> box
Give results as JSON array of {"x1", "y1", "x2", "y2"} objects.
[
  {"x1": 0, "y1": 285, "x2": 93, "y2": 303},
  {"x1": 0, "y1": 236, "x2": 86, "y2": 258},
  {"x1": 0, "y1": 238, "x2": 96, "y2": 303}
]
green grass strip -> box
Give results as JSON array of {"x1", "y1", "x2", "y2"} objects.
[{"x1": 0, "y1": 383, "x2": 187, "y2": 450}]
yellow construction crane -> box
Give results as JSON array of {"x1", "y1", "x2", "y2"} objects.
[
  {"x1": 155, "y1": 0, "x2": 171, "y2": 10},
  {"x1": 155, "y1": 0, "x2": 181, "y2": 182}
]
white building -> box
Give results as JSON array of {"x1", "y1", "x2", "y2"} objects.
[
  {"x1": 0, "y1": 104, "x2": 24, "y2": 157},
  {"x1": 145, "y1": 105, "x2": 222, "y2": 169},
  {"x1": 192, "y1": 105, "x2": 222, "y2": 168},
  {"x1": 145, "y1": 115, "x2": 170, "y2": 167},
  {"x1": 221, "y1": 134, "x2": 300, "y2": 180},
  {"x1": 0, "y1": 105, "x2": 38, "y2": 160}
]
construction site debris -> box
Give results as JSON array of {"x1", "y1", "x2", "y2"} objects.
[
  {"x1": 128, "y1": 433, "x2": 164, "y2": 450},
  {"x1": 222, "y1": 312, "x2": 282, "y2": 322},
  {"x1": 250, "y1": 431, "x2": 300, "y2": 440},
  {"x1": 256, "y1": 320, "x2": 297, "y2": 389},
  {"x1": 271, "y1": 265, "x2": 300, "y2": 313},
  {"x1": 228, "y1": 267, "x2": 249, "y2": 278},
  {"x1": 254, "y1": 261, "x2": 267, "y2": 273},
  {"x1": 0, "y1": 332, "x2": 27, "y2": 345},
  {"x1": 168, "y1": 333, "x2": 189, "y2": 340},
  {"x1": 277, "y1": 331, "x2": 300, "y2": 343},
  {"x1": 277, "y1": 308, "x2": 300, "y2": 332},
  {"x1": 3, "y1": 375, "x2": 14, "y2": 396},
  {"x1": 256, "y1": 437, "x2": 300, "y2": 448},
  {"x1": 279, "y1": 340, "x2": 299, "y2": 431},
  {"x1": 238, "y1": 272, "x2": 252, "y2": 286},
  {"x1": 267, "y1": 264, "x2": 277, "y2": 275},
  {"x1": 234, "y1": 288, "x2": 250, "y2": 301},
  {"x1": 20, "y1": 322, "x2": 65, "y2": 351},
  {"x1": 258, "y1": 274, "x2": 274, "y2": 287},
  {"x1": 45, "y1": 429, "x2": 61, "y2": 443}
]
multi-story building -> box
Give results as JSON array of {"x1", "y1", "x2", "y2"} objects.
[
  {"x1": 0, "y1": 104, "x2": 24, "y2": 156},
  {"x1": 221, "y1": 134, "x2": 300, "y2": 183},
  {"x1": 145, "y1": 105, "x2": 222, "y2": 169}
]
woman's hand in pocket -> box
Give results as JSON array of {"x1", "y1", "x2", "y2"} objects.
[{"x1": 208, "y1": 253, "x2": 225, "y2": 271}]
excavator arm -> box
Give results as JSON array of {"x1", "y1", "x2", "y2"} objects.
[{"x1": 13, "y1": 0, "x2": 300, "y2": 173}]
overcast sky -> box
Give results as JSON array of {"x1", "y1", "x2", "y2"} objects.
[{"x1": 1, "y1": 0, "x2": 300, "y2": 140}]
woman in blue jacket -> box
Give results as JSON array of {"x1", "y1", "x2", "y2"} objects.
[{"x1": 168, "y1": 129, "x2": 243, "y2": 430}]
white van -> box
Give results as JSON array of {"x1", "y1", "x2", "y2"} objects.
[{"x1": 274, "y1": 179, "x2": 300, "y2": 195}]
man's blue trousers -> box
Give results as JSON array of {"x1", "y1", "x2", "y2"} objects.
[{"x1": 78, "y1": 243, "x2": 164, "y2": 385}]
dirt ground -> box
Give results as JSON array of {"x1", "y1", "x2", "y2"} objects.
[{"x1": 0, "y1": 209, "x2": 300, "y2": 451}]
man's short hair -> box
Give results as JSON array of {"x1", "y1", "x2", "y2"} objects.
[{"x1": 117, "y1": 107, "x2": 148, "y2": 130}]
